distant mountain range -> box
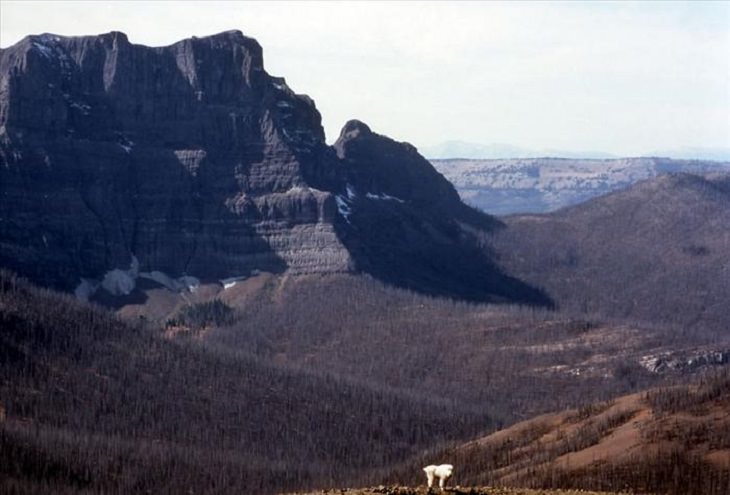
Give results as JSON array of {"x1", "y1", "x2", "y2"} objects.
[
  {"x1": 432, "y1": 157, "x2": 730, "y2": 215},
  {"x1": 647, "y1": 146, "x2": 730, "y2": 162},
  {"x1": 420, "y1": 140, "x2": 730, "y2": 161}
]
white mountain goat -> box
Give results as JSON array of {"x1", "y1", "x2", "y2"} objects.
[{"x1": 423, "y1": 464, "x2": 453, "y2": 490}]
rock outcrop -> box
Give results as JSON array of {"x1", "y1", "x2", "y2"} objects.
[
  {"x1": 0, "y1": 31, "x2": 548, "y2": 305},
  {"x1": 332, "y1": 120, "x2": 548, "y2": 302},
  {"x1": 639, "y1": 349, "x2": 730, "y2": 374}
]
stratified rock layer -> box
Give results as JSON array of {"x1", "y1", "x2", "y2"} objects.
[
  {"x1": 0, "y1": 31, "x2": 348, "y2": 289},
  {"x1": 0, "y1": 31, "x2": 548, "y2": 305}
]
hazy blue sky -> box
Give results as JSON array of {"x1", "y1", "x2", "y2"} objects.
[{"x1": 1, "y1": 1, "x2": 728, "y2": 155}]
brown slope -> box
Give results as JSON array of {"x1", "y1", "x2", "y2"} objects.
[
  {"x1": 391, "y1": 374, "x2": 730, "y2": 495},
  {"x1": 491, "y1": 172, "x2": 730, "y2": 333}
]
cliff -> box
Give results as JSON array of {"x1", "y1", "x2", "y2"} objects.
[{"x1": 0, "y1": 31, "x2": 547, "y2": 304}]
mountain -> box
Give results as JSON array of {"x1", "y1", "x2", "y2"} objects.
[
  {"x1": 649, "y1": 147, "x2": 730, "y2": 162},
  {"x1": 490, "y1": 172, "x2": 730, "y2": 333},
  {"x1": 0, "y1": 31, "x2": 545, "y2": 305},
  {"x1": 419, "y1": 141, "x2": 538, "y2": 160},
  {"x1": 419, "y1": 141, "x2": 615, "y2": 160},
  {"x1": 2, "y1": 29, "x2": 729, "y2": 495},
  {"x1": 389, "y1": 374, "x2": 730, "y2": 495},
  {"x1": 420, "y1": 141, "x2": 730, "y2": 162},
  {"x1": 431, "y1": 157, "x2": 730, "y2": 215}
]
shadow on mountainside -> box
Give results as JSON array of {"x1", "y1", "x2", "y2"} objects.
[
  {"x1": 331, "y1": 119, "x2": 553, "y2": 306},
  {"x1": 335, "y1": 198, "x2": 553, "y2": 305}
]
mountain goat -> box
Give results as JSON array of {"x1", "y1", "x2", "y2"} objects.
[{"x1": 423, "y1": 464, "x2": 453, "y2": 490}]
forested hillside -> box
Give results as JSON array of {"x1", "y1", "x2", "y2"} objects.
[
  {"x1": 0, "y1": 271, "x2": 488, "y2": 494},
  {"x1": 198, "y1": 273, "x2": 730, "y2": 422},
  {"x1": 491, "y1": 173, "x2": 730, "y2": 333}
]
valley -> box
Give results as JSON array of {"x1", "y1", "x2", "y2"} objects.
[{"x1": 0, "y1": 27, "x2": 728, "y2": 495}]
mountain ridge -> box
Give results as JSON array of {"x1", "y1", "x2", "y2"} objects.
[
  {"x1": 420, "y1": 140, "x2": 730, "y2": 161},
  {"x1": 0, "y1": 30, "x2": 547, "y2": 305},
  {"x1": 432, "y1": 157, "x2": 730, "y2": 214},
  {"x1": 387, "y1": 375, "x2": 730, "y2": 495},
  {"x1": 490, "y1": 171, "x2": 730, "y2": 332}
]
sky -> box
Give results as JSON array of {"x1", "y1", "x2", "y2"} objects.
[{"x1": 1, "y1": 1, "x2": 728, "y2": 156}]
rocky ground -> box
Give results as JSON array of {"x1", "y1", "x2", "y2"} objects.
[{"x1": 289, "y1": 486, "x2": 629, "y2": 495}]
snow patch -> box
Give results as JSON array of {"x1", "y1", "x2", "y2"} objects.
[
  {"x1": 39, "y1": 34, "x2": 61, "y2": 43},
  {"x1": 346, "y1": 184, "x2": 357, "y2": 200},
  {"x1": 70, "y1": 101, "x2": 91, "y2": 115},
  {"x1": 276, "y1": 101, "x2": 292, "y2": 108},
  {"x1": 286, "y1": 186, "x2": 307, "y2": 194},
  {"x1": 220, "y1": 275, "x2": 248, "y2": 290},
  {"x1": 335, "y1": 195, "x2": 352, "y2": 223},
  {"x1": 118, "y1": 140, "x2": 134, "y2": 154},
  {"x1": 178, "y1": 276, "x2": 200, "y2": 293},
  {"x1": 138, "y1": 271, "x2": 178, "y2": 291},
  {"x1": 101, "y1": 268, "x2": 136, "y2": 295},
  {"x1": 32, "y1": 37, "x2": 74, "y2": 71},
  {"x1": 334, "y1": 184, "x2": 359, "y2": 222},
  {"x1": 365, "y1": 192, "x2": 405, "y2": 203},
  {"x1": 138, "y1": 271, "x2": 199, "y2": 293},
  {"x1": 74, "y1": 278, "x2": 99, "y2": 302},
  {"x1": 100, "y1": 256, "x2": 139, "y2": 296},
  {"x1": 32, "y1": 42, "x2": 55, "y2": 59}
]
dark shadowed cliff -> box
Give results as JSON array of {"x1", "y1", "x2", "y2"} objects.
[{"x1": 0, "y1": 31, "x2": 548, "y2": 305}]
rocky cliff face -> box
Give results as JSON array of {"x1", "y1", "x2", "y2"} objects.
[
  {"x1": 332, "y1": 121, "x2": 548, "y2": 302},
  {"x1": 0, "y1": 31, "x2": 547, "y2": 305}
]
